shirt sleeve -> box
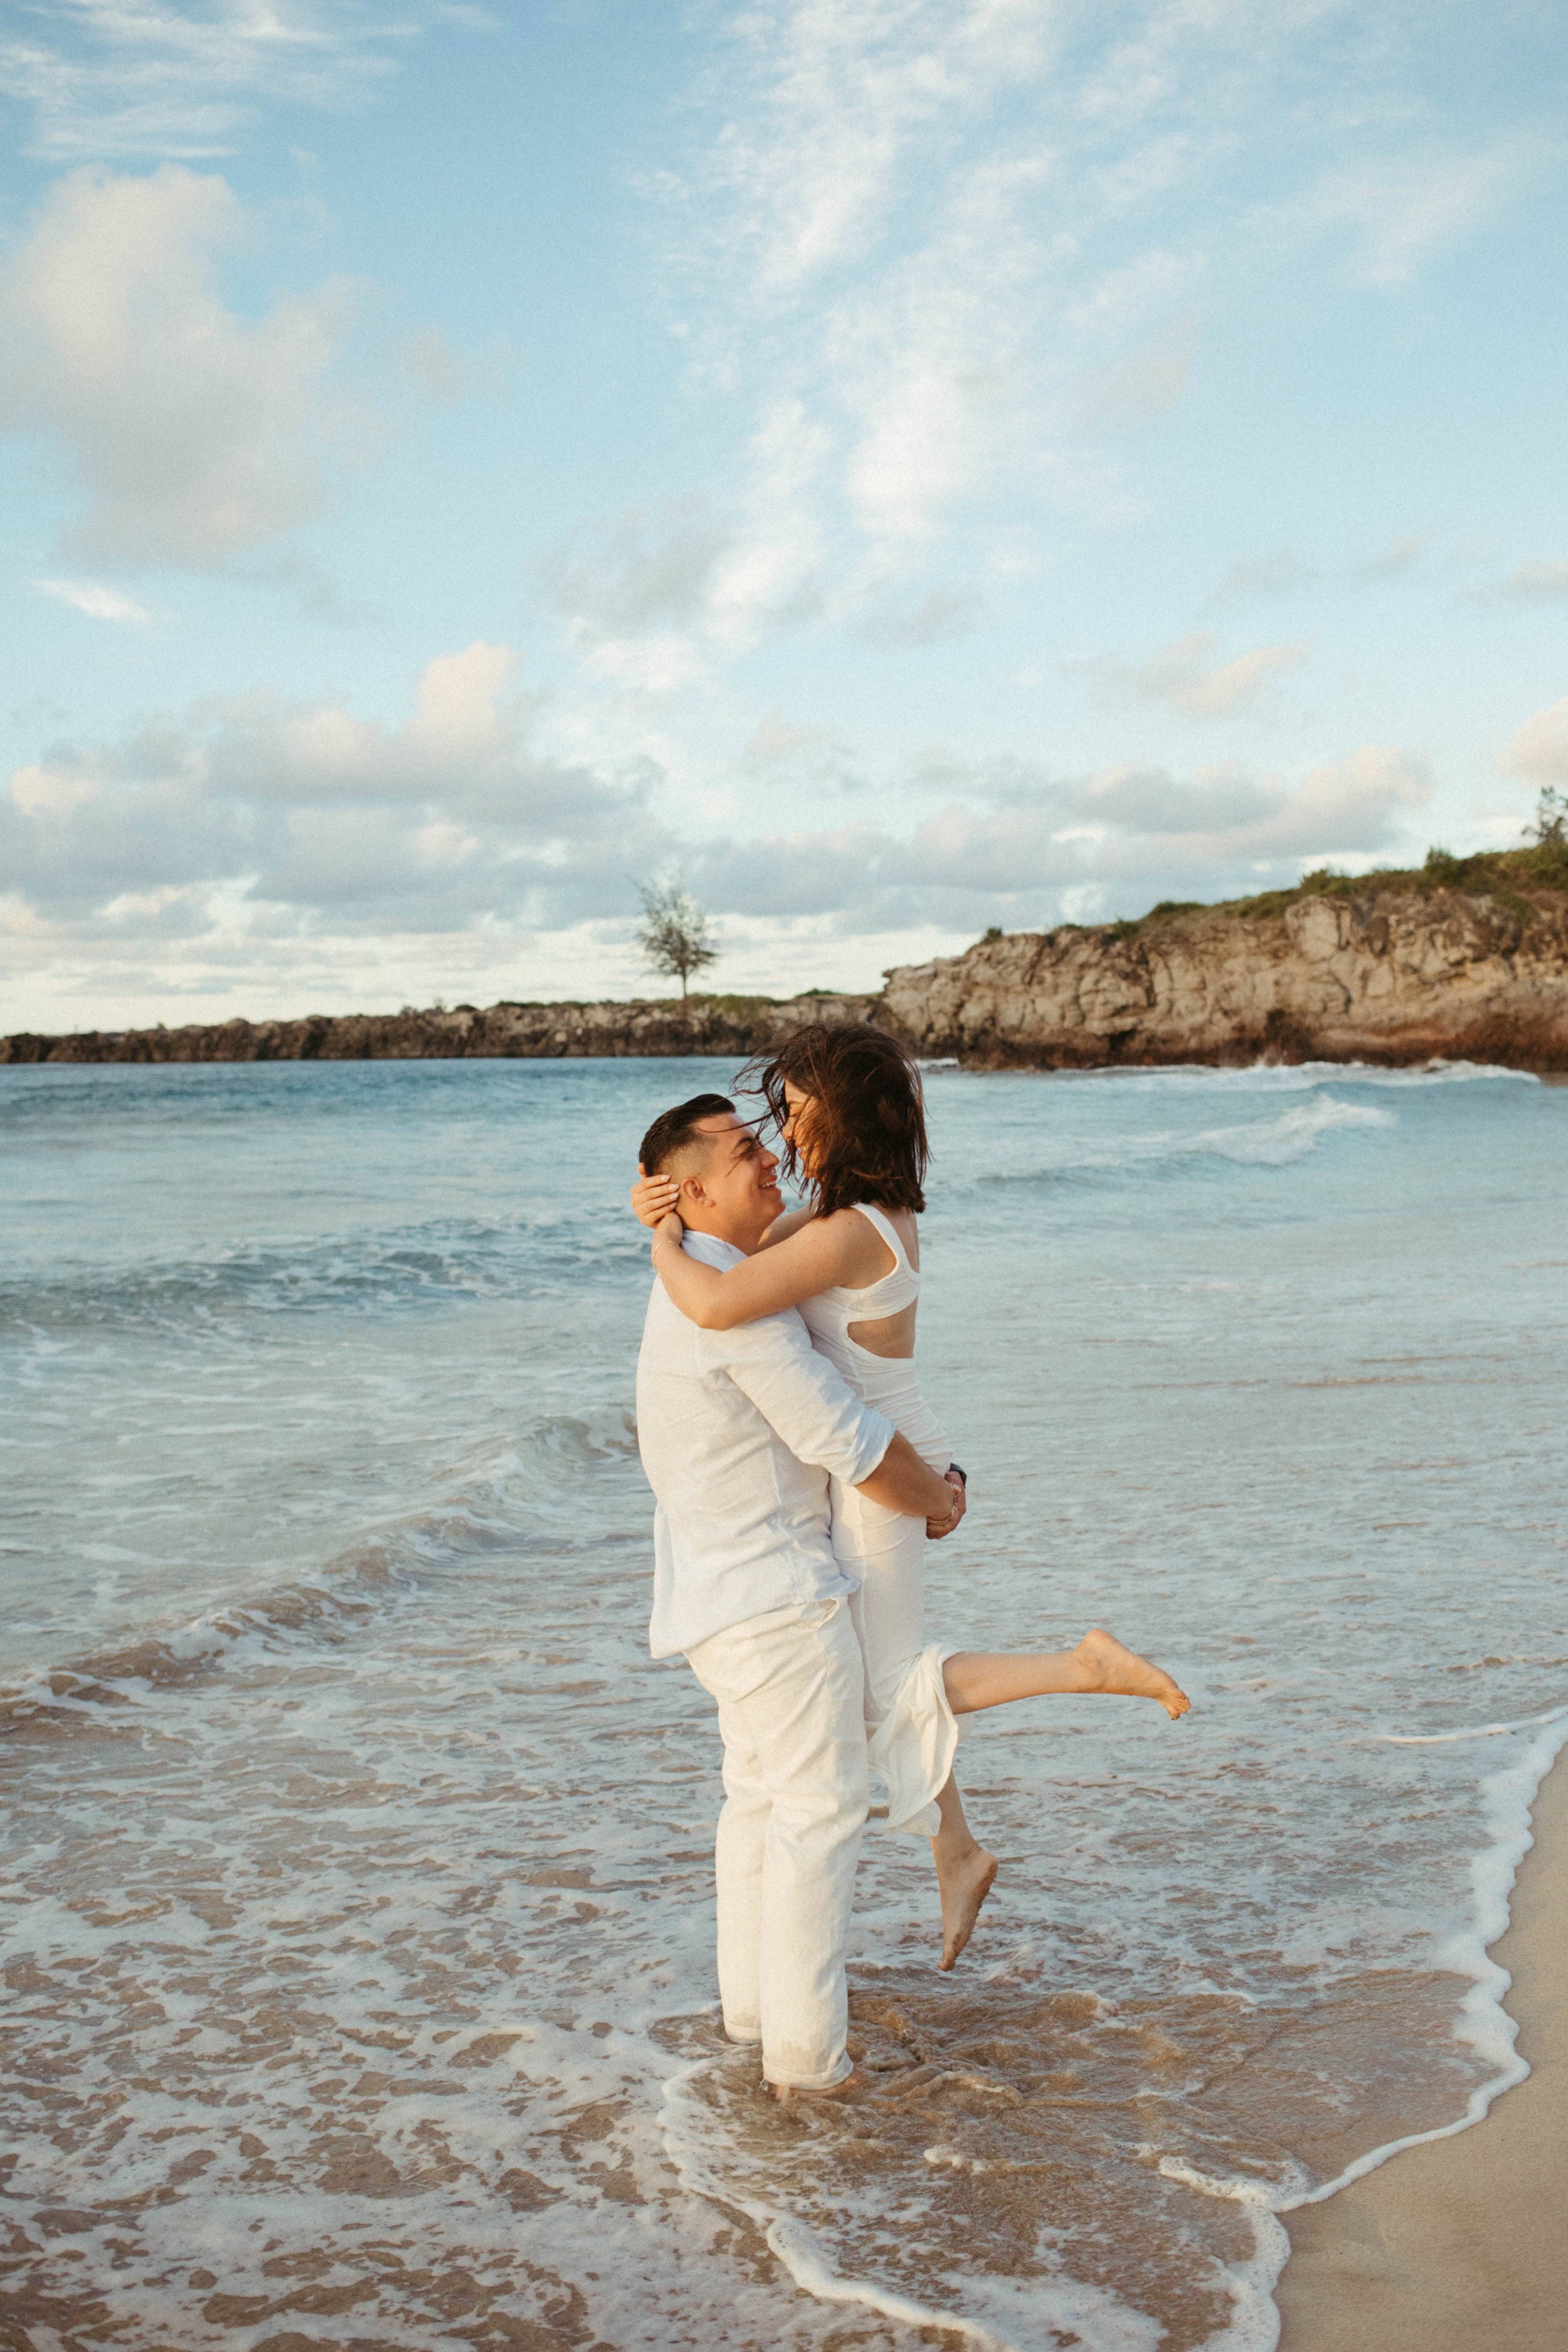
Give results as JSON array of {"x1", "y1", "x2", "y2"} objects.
[{"x1": 711, "y1": 1313, "x2": 894, "y2": 1487}]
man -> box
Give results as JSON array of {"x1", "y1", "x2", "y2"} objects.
[{"x1": 634, "y1": 1092, "x2": 961, "y2": 2098}]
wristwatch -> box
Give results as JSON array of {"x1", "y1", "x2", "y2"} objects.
[{"x1": 948, "y1": 1461, "x2": 967, "y2": 1486}]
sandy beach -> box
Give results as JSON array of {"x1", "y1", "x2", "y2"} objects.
[{"x1": 1276, "y1": 1744, "x2": 1568, "y2": 2351}]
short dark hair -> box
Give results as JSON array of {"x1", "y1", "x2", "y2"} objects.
[{"x1": 638, "y1": 1093, "x2": 734, "y2": 1177}]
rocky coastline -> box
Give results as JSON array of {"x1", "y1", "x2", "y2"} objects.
[
  {"x1": 0, "y1": 990, "x2": 881, "y2": 1067},
  {"x1": 885, "y1": 872, "x2": 1568, "y2": 1070},
  {"x1": 7, "y1": 864, "x2": 1568, "y2": 1074}
]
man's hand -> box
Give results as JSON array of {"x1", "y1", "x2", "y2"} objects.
[
  {"x1": 856, "y1": 1433, "x2": 955, "y2": 1526},
  {"x1": 927, "y1": 1466, "x2": 966, "y2": 1541},
  {"x1": 631, "y1": 1168, "x2": 681, "y2": 1228}
]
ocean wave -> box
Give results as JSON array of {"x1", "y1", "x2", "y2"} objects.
[
  {"x1": 659, "y1": 1706, "x2": 1568, "y2": 2352},
  {"x1": 0, "y1": 1409, "x2": 640, "y2": 1737},
  {"x1": 975, "y1": 1091, "x2": 1393, "y2": 1190},
  {"x1": 1026, "y1": 1057, "x2": 1539, "y2": 1094},
  {"x1": 1283, "y1": 1059, "x2": 1541, "y2": 1089},
  {"x1": 1186, "y1": 1094, "x2": 1393, "y2": 1165},
  {"x1": 1281, "y1": 1710, "x2": 1568, "y2": 2213},
  {"x1": 0, "y1": 1214, "x2": 648, "y2": 1336},
  {"x1": 660, "y1": 1965, "x2": 1375, "y2": 2351}
]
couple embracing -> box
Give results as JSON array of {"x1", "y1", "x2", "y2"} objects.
[{"x1": 632, "y1": 1024, "x2": 1189, "y2": 2100}]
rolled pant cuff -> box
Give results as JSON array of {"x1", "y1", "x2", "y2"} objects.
[{"x1": 763, "y1": 2052, "x2": 854, "y2": 2091}]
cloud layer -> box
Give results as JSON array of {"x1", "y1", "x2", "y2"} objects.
[
  {"x1": 1084, "y1": 631, "x2": 1311, "y2": 718},
  {"x1": 0, "y1": 166, "x2": 356, "y2": 566},
  {"x1": 0, "y1": 0, "x2": 443, "y2": 160},
  {"x1": 4, "y1": 645, "x2": 660, "y2": 942},
  {"x1": 1502, "y1": 697, "x2": 1568, "y2": 787},
  {"x1": 4, "y1": 640, "x2": 1436, "y2": 1005}
]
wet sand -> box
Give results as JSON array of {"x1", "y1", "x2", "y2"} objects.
[{"x1": 1276, "y1": 1745, "x2": 1568, "y2": 2352}]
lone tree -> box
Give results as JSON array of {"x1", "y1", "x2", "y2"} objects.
[
  {"x1": 1527, "y1": 785, "x2": 1567, "y2": 845},
  {"x1": 635, "y1": 874, "x2": 719, "y2": 997}
]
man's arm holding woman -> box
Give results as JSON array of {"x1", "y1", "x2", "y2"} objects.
[{"x1": 716, "y1": 1312, "x2": 963, "y2": 1537}]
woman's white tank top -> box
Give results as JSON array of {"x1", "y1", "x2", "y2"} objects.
[{"x1": 797, "y1": 1204, "x2": 950, "y2": 1474}]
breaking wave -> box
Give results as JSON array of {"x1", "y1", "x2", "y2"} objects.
[
  {"x1": 0, "y1": 1216, "x2": 648, "y2": 1337},
  {"x1": 977, "y1": 1089, "x2": 1393, "y2": 1190},
  {"x1": 0, "y1": 1411, "x2": 640, "y2": 1738}
]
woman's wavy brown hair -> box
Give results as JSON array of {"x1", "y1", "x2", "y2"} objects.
[{"x1": 743, "y1": 1022, "x2": 928, "y2": 1216}]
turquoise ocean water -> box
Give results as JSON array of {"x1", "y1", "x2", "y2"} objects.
[{"x1": 3, "y1": 1056, "x2": 1565, "y2": 2349}]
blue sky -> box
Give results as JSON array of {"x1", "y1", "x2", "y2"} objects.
[{"x1": 3, "y1": 0, "x2": 1567, "y2": 1027}]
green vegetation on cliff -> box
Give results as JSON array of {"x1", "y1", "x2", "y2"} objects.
[{"x1": 1017, "y1": 792, "x2": 1568, "y2": 946}]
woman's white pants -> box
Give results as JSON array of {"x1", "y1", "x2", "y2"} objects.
[
  {"x1": 684, "y1": 1595, "x2": 868, "y2": 2090},
  {"x1": 832, "y1": 1483, "x2": 963, "y2": 1838}
]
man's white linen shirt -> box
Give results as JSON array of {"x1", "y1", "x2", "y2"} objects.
[{"x1": 637, "y1": 1231, "x2": 894, "y2": 1659}]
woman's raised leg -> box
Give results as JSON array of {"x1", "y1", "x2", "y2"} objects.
[{"x1": 942, "y1": 1626, "x2": 1190, "y2": 1719}]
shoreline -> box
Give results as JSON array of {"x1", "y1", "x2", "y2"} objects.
[{"x1": 1275, "y1": 1734, "x2": 1568, "y2": 2351}]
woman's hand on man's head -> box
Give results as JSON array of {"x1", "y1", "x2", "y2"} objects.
[{"x1": 632, "y1": 1170, "x2": 681, "y2": 1228}]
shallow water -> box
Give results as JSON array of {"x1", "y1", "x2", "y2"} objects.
[{"x1": 3, "y1": 1056, "x2": 1565, "y2": 2350}]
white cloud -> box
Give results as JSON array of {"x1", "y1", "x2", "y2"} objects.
[
  {"x1": 855, "y1": 587, "x2": 987, "y2": 648},
  {"x1": 526, "y1": 6, "x2": 1536, "y2": 714},
  {"x1": 1207, "y1": 546, "x2": 1318, "y2": 605},
  {"x1": 1083, "y1": 630, "x2": 1311, "y2": 717},
  {"x1": 3, "y1": 644, "x2": 664, "y2": 935},
  {"x1": 1500, "y1": 697, "x2": 1568, "y2": 785},
  {"x1": 1240, "y1": 742, "x2": 1432, "y2": 854},
  {"x1": 655, "y1": 0, "x2": 1546, "y2": 655},
  {"x1": 9, "y1": 758, "x2": 110, "y2": 820},
  {"x1": 1071, "y1": 319, "x2": 1194, "y2": 436},
  {"x1": 737, "y1": 711, "x2": 866, "y2": 797},
  {"x1": 1257, "y1": 142, "x2": 1534, "y2": 288},
  {"x1": 687, "y1": 741, "x2": 1433, "y2": 925},
  {"x1": 3, "y1": 618, "x2": 1436, "y2": 997},
  {"x1": 536, "y1": 495, "x2": 729, "y2": 638},
  {"x1": 1486, "y1": 561, "x2": 1568, "y2": 606},
  {"x1": 0, "y1": 165, "x2": 358, "y2": 566},
  {"x1": 697, "y1": 0, "x2": 1051, "y2": 300},
  {"x1": 34, "y1": 576, "x2": 151, "y2": 623},
  {"x1": 400, "y1": 326, "x2": 507, "y2": 405},
  {"x1": 0, "y1": 1, "x2": 459, "y2": 162},
  {"x1": 535, "y1": 408, "x2": 832, "y2": 671},
  {"x1": 656, "y1": 1, "x2": 1231, "y2": 614},
  {"x1": 1352, "y1": 532, "x2": 1431, "y2": 583},
  {"x1": 830, "y1": 151, "x2": 1058, "y2": 546},
  {"x1": 1071, "y1": 742, "x2": 1429, "y2": 861},
  {"x1": 743, "y1": 714, "x2": 830, "y2": 768},
  {"x1": 706, "y1": 398, "x2": 831, "y2": 641}
]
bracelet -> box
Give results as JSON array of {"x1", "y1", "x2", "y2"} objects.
[{"x1": 948, "y1": 1461, "x2": 967, "y2": 1486}]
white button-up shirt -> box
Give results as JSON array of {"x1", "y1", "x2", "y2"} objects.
[{"x1": 636, "y1": 1231, "x2": 895, "y2": 1659}]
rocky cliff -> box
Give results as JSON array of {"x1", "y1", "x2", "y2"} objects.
[
  {"x1": 6, "y1": 864, "x2": 1567, "y2": 1073},
  {"x1": 881, "y1": 873, "x2": 1568, "y2": 1069}
]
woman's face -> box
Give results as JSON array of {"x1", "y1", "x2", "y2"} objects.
[{"x1": 781, "y1": 1081, "x2": 822, "y2": 1176}]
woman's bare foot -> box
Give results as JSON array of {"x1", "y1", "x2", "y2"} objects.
[
  {"x1": 936, "y1": 1840, "x2": 999, "y2": 1971},
  {"x1": 1076, "y1": 1627, "x2": 1191, "y2": 1719}
]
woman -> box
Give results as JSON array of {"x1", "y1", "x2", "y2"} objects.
[{"x1": 632, "y1": 1024, "x2": 1189, "y2": 1971}]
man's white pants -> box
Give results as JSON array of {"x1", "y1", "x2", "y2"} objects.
[{"x1": 684, "y1": 1595, "x2": 869, "y2": 2090}]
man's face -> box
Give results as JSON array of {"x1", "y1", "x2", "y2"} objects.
[{"x1": 677, "y1": 1113, "x2": 783, "y2": 1247}]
